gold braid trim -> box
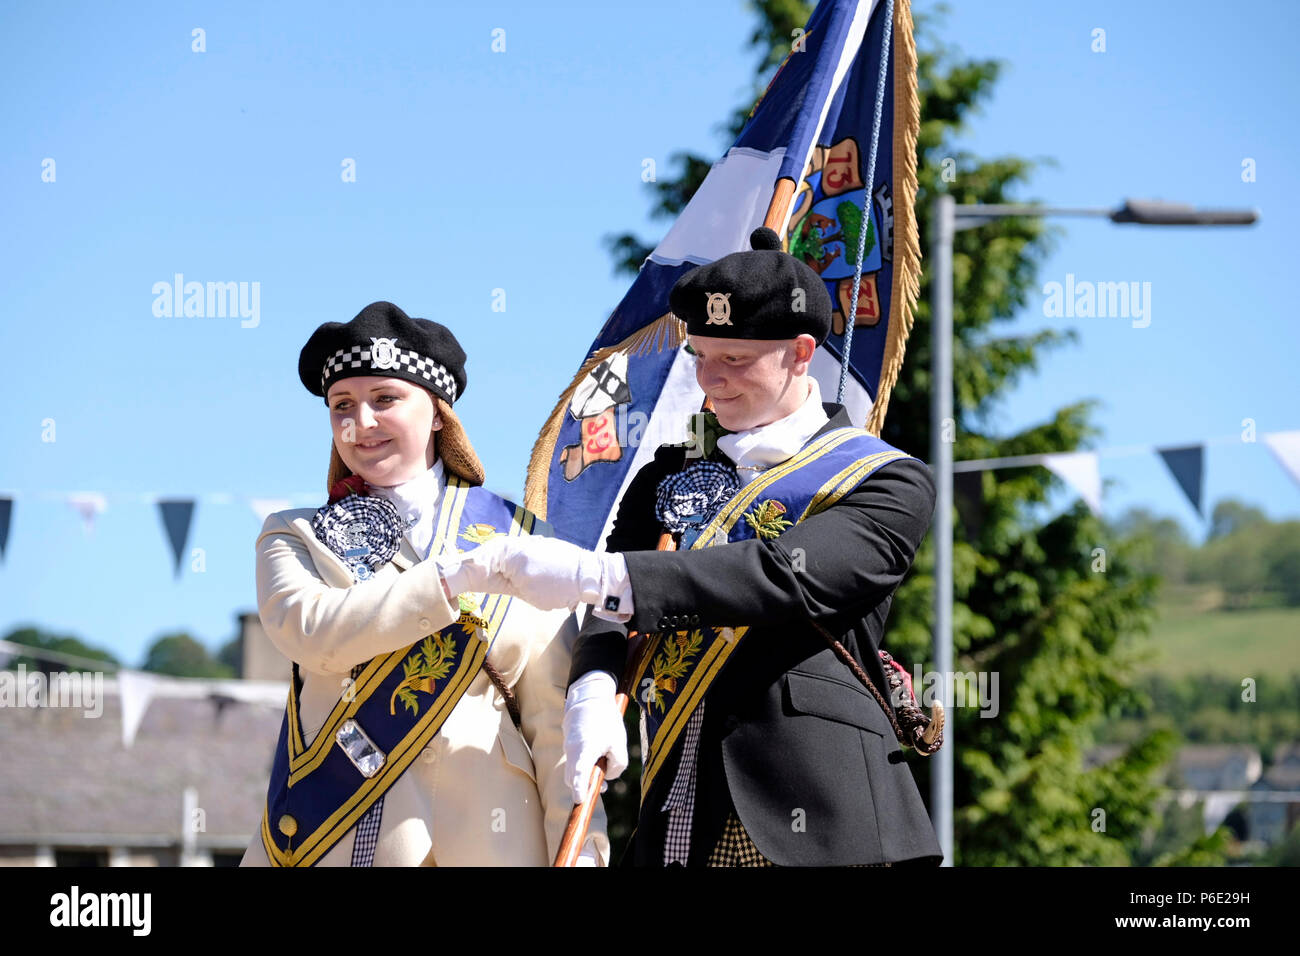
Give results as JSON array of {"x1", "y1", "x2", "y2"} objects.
[
  {"x1": 865, "y1": 0, "x2": 921, "y2": 438},
  {"x1": 523, "y1": 313, "x2": 685, "y2": 518}
]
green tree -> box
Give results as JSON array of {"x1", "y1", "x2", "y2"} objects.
[
  {"x1": 1208, "y1": 498, "x2": 1268, "y2": 540},
  {"x1": 1262, "y1": 820, "x2": 1300, "y2": 866},
  {"x1": 217, "y1": 635, "x2": 243, "y2": 677},
  {"x1": 1112, "y1": 507, "x2": 1193, "y2": 587},
  {"x1": 1264, "y1": 522, "x2": 1300, "y2": 605},
  {"x1": 141, "y1": 632, "x2": 234, "y2": 678},
  {"x1": 1, "y1": 626, "x2": 119, "y2": 674},
  {"x1": 1188, "y1": 506, "x2": 1300, "y2": 608},
  {"x1": 605, "y1": 1, "x2": 1186, "y2": 865}
]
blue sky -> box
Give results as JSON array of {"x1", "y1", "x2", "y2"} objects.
[{"x1": 1, "y1": 0, "x2": 1296, "y2": 665}]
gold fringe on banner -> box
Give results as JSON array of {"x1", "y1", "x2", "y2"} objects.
[
  {"x1": 522, "y1": 314, "x2": 685, "y2": 517},
  {"x1": 865, "y1": 0, "x2": 921, "y2": 438}
]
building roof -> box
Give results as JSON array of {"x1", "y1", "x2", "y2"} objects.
[
  {"x1": 0, "y1": 684, "x2": 282, "y2": 849},
  {"x1": 1258, "y1": 763, "x2": 1300, "y2": 791},
  {"x1": 1175, "y1": 745, "x2": 1261, "y2": 768}
]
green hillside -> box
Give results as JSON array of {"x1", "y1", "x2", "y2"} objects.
[{"x1": 1138, "y1": 586, "x2": 1300, "y2": 678}]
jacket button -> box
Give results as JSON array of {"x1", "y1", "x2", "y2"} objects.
[
  {"x1": 278, "y1": 814, "x2": 298, "y2": 837},
  {"x1": 418, "y1": 617, "x2": 431, "y2": 631},
  {"x1": 689, "y1": 614, "x2": 700, "y2": 626},
  {"x1": 657, "y1": 618, "x2": 669, "y2": 630}
]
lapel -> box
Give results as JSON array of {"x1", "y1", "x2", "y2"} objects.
[
  {"x1": 391, "y1": 536, "x2": 418, "y2": 571},
  {"x1": 814, "y1": 401, "x2": 853, "y2": 438}
]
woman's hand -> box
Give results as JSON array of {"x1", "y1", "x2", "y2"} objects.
[{"x1": 434, "y1": 536, "x2": 513, "y2": 599}]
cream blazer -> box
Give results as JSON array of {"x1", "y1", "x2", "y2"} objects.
[{"x1": 239, "y1": 502, "x2": 609, "y2": 867}]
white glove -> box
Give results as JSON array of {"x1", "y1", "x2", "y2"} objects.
[
  {"x1": 575, "y1": 843, "x2": 601, "y2": 867},
  {"x1": 495, "y1": 536, "x2": 612, "y2": 612},
  {"x1": 434, "y1": 536, "x2": 512, "y2": 599},
  {"x1": 439, "y1": 537, "x2": 634, "y2": 619},
  {"x1": 563, "y1": 670, "x2": 628, "y2": 805}
]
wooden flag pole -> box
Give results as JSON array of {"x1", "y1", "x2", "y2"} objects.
[{"x1": 552, "y1": 531, "x2": 674, "y2": 868}]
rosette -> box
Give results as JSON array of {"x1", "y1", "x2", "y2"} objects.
[
  {"x1": 654, "y1": 460, "x2": 741, "y2": 542},
  {"x1": 311, "y1": 494, "x2": 404, "y2": 582}
]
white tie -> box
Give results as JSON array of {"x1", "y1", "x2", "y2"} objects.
[
  {"x1": 715, "y1": 377, "x2": 830, "y2": 484},
  {"x1": 368, "y1": 458, "x2": 446, "y2": 560}
]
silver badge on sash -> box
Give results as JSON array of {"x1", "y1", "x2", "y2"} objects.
[{"x1": 336, "y1": 719, "x2": 386, "y2": 778}]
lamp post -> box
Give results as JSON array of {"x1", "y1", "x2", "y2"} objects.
[{"x1": 927, "y1": 196, "x2": 1258, "y2": 867}]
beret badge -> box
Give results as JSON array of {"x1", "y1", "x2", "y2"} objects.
[
  {"x1": 705, "y1": 292, "x2": 733, "y2": 326},
  {"x1": 370, "y1": 336, "x2": 400, "y2": 369}
]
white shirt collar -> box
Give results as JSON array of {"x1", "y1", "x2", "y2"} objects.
[
  {"x1": 715, "y1": 377, "x2": 830, "y2": 484},
  {"x1": 367, "y1": 458, "x2": 445, "y2": 559}
]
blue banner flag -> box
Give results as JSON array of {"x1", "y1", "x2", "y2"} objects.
[{"x1": 525, "y1": 0, "x2": 921, "y2": 550}]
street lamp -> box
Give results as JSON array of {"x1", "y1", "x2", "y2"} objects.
[
  {"x1": 927, "y1": 195, "x2": 1257, "y2": 867},
  {"x1": 948, "y1": 199, "x2": 1259, "y2": 227}
]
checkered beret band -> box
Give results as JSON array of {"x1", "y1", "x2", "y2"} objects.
[{"x1": 321, "y1": 344, "x2": 458, "y2": 403}]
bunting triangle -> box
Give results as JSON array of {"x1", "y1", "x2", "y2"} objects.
[
  {"x1": 0, "y1": 497, "x2": 10, "y2": 561},
  {"x1": 157, "y1": 499, "x2": 196, "y2": 578},
  {"x1": 1043, "y1": 451, "x2": 1102, "y2": 516},
  {"x1": 67, "y1": 493, "x2": 107, "y2": 534},
  {"x1": 1262, "y1": 431, "x2": 1300, "y2": 489},
  {"x1": 1156, "y1": 444, "x2": 1205, "y2": 517},
  {"x1": 118, "y1": 669, "x2": 158, "y2": 749}
]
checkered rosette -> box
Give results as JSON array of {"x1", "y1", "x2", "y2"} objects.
[
  {"x1": 310, "y1": 493, "x2": 403, "y2": 579},
  {"x1": 655, "y1": 460, "x2": 741, "y2": 536}
]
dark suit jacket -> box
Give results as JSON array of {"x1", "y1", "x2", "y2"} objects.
[{"x1": 568, "y1": 402, "x2": 943, "y2": 866}]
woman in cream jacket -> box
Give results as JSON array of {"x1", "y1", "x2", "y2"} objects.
[{"x1": 240, "y1": 301, "x2": 607, "y2": 867}]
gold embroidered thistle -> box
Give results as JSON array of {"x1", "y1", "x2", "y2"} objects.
[
  {"x1": 460, "y1": 523, "x2": 503, "y2": 545},
  {"x1": 390, "y1": 635, "x2": 458, "y2": 716},
  {"x1": 744, "y1": 498, "x2": 792, "y2": 539},
  {"x1": 388, "y1": 595, "x2": 486, "y2": 716},
  {"x1": 646, "y1": 629, "x2": 704, "y2": 713}
]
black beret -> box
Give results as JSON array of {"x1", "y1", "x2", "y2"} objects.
[
  {"x1": 669, "y1": 227, "x2": 832, "y2": 344},
  {"x1": 298, "y1": 301, "x2": 467, "y2": 406}
]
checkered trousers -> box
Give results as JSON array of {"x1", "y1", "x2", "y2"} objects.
[{"x1": 705, "y1": 812, "x2": 894, "y2": 867}]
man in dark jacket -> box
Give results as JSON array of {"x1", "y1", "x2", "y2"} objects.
[
  {"x1": 565, "y1": 401, "x2": 941, "y2": 867},
  {"x1": 444, "y1": 228, "x2": 943, "y2": 866}
]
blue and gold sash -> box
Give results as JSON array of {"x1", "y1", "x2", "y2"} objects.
[
  {"x1": 631, "y1": 427, "x2": 918, "y2": 800},
  {"x1": 260, "y1": 475, "x2": 543, "y2": 866}
]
